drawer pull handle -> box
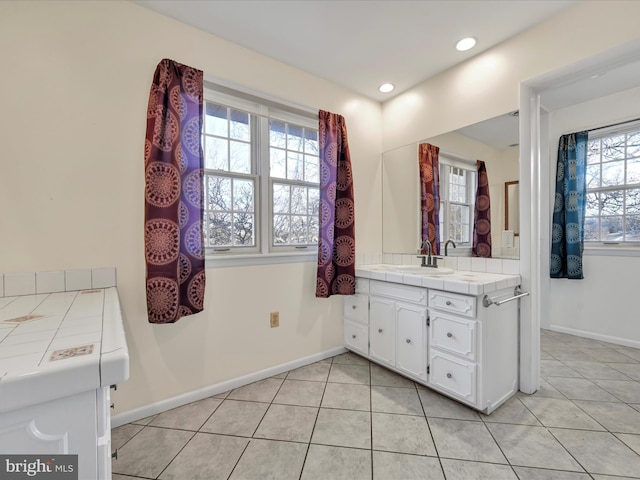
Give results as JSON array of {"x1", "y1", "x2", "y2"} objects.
[
  {"x1": 378, "y1": 328, "x2": 383, "y2": 333},
  {"x1": 352, "y1": 334, "x2": 357, "y2": 339},
  {"x1": 446, "y1": 373, "x2": 452, "y2": 379},
  {"x1": 446, "y1": 332, "x2": 453, "y2": 338},
  {"x1": 352, "y1": 305, "x2": 357, "y2": 309},
  {"x1": 406, "y1": 338, "x2": 411, "y2": 344},
  {"x1": 445, "y1": 300, "x2": 453, "y2": 306}
]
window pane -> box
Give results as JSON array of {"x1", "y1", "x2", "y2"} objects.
[
  {"x1": 305, "y1": 155, "x2": 319, "y2": 183},
  {"x1": 205, "y1": 137, "x2": 228, "y2": 170},
  {"x1": 207, "y1": 176, "x2": 231, "y2": 210},
  {"x1": 291, "y1": 186, "x2": 307, "y2": 214},
  {"x1": 232, "y1": 213, "x2": 254, "y2": 245},
  {"x1": 233, "y1": 179, "x2": 254, "y2": 212},
  {"x1": 270, "y1": 148, "x2": 286, "y2": 178},
  {"x1": 627, "y1": 158, "x2": 640, "y2": 184},
  {"x1": 601, "y1": 161, "x2": 625, "y2": 187},
  {"x1": 205, "y1": 104, "x2": 227, "y2": 136},
  {"x1": 287, "y1": 152, "x2": 304, "y2": 180},
  {"x1": 586, "y1": 164, "x2": 600, "y2": 189},
  {"x1": 290, "y1": 216, "x2": 307, "y2": 243},
  {"x1": 209, "y1": 212, "x2": 231, "y2": 245},
  {"x1": 309, "y1": 215, "x2": 319, "y2": 243},
  {"x1": 628, "y1": 132, "x2": 640, "y2": 158},
  {"x1": 587, "y1": 139, "x2": 601, "y2": 164},
  {"x1": 602, "y1": 135, "x2": 626, "y2": 161},
  {"x1": 586, "y1": 192, "x2": 600, "y2": 217},
  {"x1": 625, "y1": 215, "x2": 640, "y2": 241},
  {"x1": 602, "y1": 216, "x2": 623, "y2": 241},
  {"x1": 304, "y1": 129, "x2": 318, "y2": 154},
  {"x1": 269, "y1": 120, "x2": 287, "y2": 148},
  {"x1": 627, "y1": 188, "x2": 640, "y2": 214},
  {"x1": 584, "y1": 217, "x2": 600, "y2": 241},
  {"x1": 287, "y1": 125, "x2": 304, "y2": 152},
  {"x1": 229, "y1": 140, "x2": 250, "y2": 173},
  {"x1": 273, "y1": 215, "x2": 290, "y2": 244},
  {"x1": 273, "y1": 183, "x2": 290, "y2": 214},
  {"x1": 308, "y1": 188, "x2": 319, "y2": 215},
  {"x1": 601, "y1": 190, "x2": 625, "y2": 216},
  {"x1": 229, "y1": 109, "x2": 249, "y2": 141}
]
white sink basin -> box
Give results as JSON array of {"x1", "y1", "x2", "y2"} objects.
[{"x1": 389, "y1": 265, "x2": 454, "y2": 275}]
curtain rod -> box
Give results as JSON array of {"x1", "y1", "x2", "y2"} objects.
[{"x1": 585, "y1": 116, "x2": 640, "y2": 133}]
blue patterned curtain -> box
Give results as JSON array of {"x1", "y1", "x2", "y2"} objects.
[{"x1": 550, "y1": 132, "x2": 588, "y2": 279}]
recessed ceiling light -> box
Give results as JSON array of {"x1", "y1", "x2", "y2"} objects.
[
  {"x1": 456, "y1": 37, "x2": 477, "y2": 52},
  {"x1": 378, "y1": 83, "x2": 395, "y2": 93}
]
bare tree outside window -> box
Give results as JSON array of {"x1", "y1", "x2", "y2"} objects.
[{"x1": 585, "y1": 128, "x2": 640, "y2": 242}]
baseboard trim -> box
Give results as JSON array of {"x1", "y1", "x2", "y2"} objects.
[
  {"x1": 111, "y1": 346, "x2": 347, "y2": 428},
  {"x1": 548, "y1": 325, "x2": 640, "y2": 349}
]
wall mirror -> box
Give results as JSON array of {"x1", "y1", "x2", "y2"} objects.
[
  {"x1": 382, "y1": 112, "x2": 520, "y2": 259},
  {"x1": 505, "y1": 180, "x2": 520, "y2": 235}
]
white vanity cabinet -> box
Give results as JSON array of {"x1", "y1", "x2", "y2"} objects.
[{"x1": 343, "y1": 269, "x2": 520, "y2": 414}]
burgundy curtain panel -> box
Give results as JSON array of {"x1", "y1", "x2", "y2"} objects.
[
  {"x1": 144, "y1": 58, "x2": 206, "y2": 323},
  {"x1": 315, "y1": 110, "x2": 356, "y2": 298},
  {"x1": 418, "y1": 143, "x2": 441, "y2": 255},
  {"x1": 472, "y1": 160, "x2": 492, "y2": 257}
]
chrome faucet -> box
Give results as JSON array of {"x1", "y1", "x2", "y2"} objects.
[
  {"x1": 418, "y1": 238, "x2": 439, "y2": 268},
  {"x1": 444, "y1": 239, "x2": 457, "y2": 256}
]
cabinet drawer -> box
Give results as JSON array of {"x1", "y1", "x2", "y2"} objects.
[
  {"x1": 429, "y1": 350, "x2": 476, "y2": 405},
  {"x1": 344, "y1": 294, "x2": 368, "y2": 324},
  {"x1": 429, "y1": 290, "x2": 476, "y2": 317},
  {"x1": 430, "y1": 314, "x2": 477, "y2": 360},
  {"x1": 355, "y1": 277, "x2": 370, "y2": 294},
  {"x1": 370, "y1": 280, "x2": 427, "y2": 305},
  {"x1": 344, "y1": 320, "x2": 368, "y2": 355}
]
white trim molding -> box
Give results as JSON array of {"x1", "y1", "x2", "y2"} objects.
[{"x1": 111, "y1": 346, "x2": 347, "y2": 428}]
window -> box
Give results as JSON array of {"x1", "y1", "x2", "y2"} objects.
[
  {"x1": 438, "y1": 159, "x2": 477, "y2": 245},
  {"x1": 202, "y1": 85, "x2": 319, "y2": 257},
  {"x1": 585, "y1": 124, "x2": 640, "y2": 243}
]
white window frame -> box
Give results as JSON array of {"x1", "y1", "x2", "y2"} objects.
[
  {"x1": 438, "y1": 155, "x2": 477, "y2": 249},
  {"x1": 202, "y1": 83, "x2": 319, "y2": 267},
  {"x1": 584, "y1": 122, "x2": 640, "y2": 248}
]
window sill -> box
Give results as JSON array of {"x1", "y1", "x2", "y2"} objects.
[
  {"x1": 205, "y1": 251, "x2": 318, "y2": 268},
  {"x1": 584, "y1": 244, "x2": 640, "y2": 257}
]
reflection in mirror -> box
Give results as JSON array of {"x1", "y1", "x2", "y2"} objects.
[
  {"x1": 505, "y1": 180, "x2": 520, "y2": 236},
  {"x1": 382, "y1": 112, "x2": 520, "y2": 259}
]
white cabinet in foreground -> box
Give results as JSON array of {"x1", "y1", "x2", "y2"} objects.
[{"x1": 343, "y1": 277, "x2": 519, "y2": 414}]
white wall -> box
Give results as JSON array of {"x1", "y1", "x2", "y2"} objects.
[
  {"x1": 0, "y1": 1, "x2": 382, "y2": 414},
  {"x1": 382, "y1": 1, "x2": 640, "y2": 152},
  {"x1": 546, "y1": 85, "x2": 640, "y2": 346}
]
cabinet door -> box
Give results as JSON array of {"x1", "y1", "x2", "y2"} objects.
[
  {"x1": 344, "y1": 320, "x2": 368, "y2": 356},
  {"x1": 395, "y1": 302, "x2": 427, "y2": 381},
  {"x1": 369, "y1": 296, "x2": 395, "y2": 366}
]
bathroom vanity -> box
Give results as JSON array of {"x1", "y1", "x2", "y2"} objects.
[
  {"x1": 344, "y1": 265, "x2": 521, "y2": 414},
  {"x1": 0, "y1": 274, "x2": 129, "y2": 480}
]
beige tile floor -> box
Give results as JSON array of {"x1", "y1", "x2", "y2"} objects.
[{"x1": 112, "y1": 329, "x2": 640, "y2": 479}]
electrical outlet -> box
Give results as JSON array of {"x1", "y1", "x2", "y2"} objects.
[{"x1": 270, "y1": 311, "x2": 279, "y2": 328}]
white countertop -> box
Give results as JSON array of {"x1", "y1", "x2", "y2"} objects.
[
  {"x1": 355, "y1": 264, "x2": 521, "y2": 295},
  {"x1": 0, "y1": 287, "x2": 129, "y2": 413}
]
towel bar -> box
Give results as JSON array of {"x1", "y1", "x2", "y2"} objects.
[{"x1": 483, "y1": 286, "x2": 529, "y2": 307}]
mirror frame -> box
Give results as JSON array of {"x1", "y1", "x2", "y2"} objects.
[{"x1": 504, "y1": 180, "x2": 520, "y2": 236}]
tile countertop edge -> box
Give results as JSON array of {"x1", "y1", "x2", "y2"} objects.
[
  {"x1": 0, "y1": 287, "x2": 129, "y2": 413},
  {"x1": 355, "y1": 265, "x2": 521, "y2": 295}
]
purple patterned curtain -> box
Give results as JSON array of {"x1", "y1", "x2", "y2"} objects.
[
  {"x1": 316, "y1": 110, "x2": 356, "y2": 298},
  {"x1": 472, "y1": 160, "x2": 492, "y2": 257},
  {"x1": 144, "y1": 59, "x2": 206, "y2": 323},
  {"x1": 418, "y1": 143, "x2": 441, "y2": 255}
]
